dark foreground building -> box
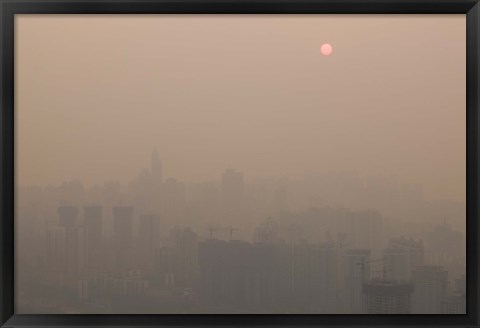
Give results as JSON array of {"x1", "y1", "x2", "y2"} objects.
[{"x1": 362, "y1": 280, "x2": 414, "y2": 314}]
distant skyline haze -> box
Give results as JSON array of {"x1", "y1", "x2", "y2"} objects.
[
  {"x1": 16, "y1": 15, "x2": 466, "y2": 203},
  {"x1": 14, "y1": 14, "x2": 467, "y2": 315}
]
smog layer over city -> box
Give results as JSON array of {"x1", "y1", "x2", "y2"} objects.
[{"x1": 15, "y1": 15, "x2": 466, "y2": 314}]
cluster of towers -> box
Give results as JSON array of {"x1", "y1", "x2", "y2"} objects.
[{"x1": 37, "y1": 151, "x2": 465, "y2": 314}]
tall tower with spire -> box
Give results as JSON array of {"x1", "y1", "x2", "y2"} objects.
[{"x1": 151, "y1": 149, "x2": 163, "y2": 183}]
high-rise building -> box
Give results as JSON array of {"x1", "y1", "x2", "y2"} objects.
[
  {"x1": 113, "y1": 206, "x2": 134, "y2": 269},
  {"x1": 313, "y1": 242, "x2": 346, "y2": 313},
  {"x1": 57, "y1": 205, "x2": 79, "y2": 227},
  {"x1": 253, "y1": 218, "x2": 281, "y2": 244},
  {"x1": 198, "y1": 238, "x2": 352, "y2": 313},
  {"x1": 362, "y1": 280, "x2": 414, "y2": 314},
  {"x1": 441, "y1": 293, "x2": 466, "y2": 314},
  {"x1": 46, "y1": 225, "x2": 67, "y2": 272},
  {"x1": 46, "y1": 226, "x2": 87, "y2": 275},
  {"x1": 138, "y1": 213, "x2": 160, "y2": 272},
  {"x1": 390, "y1": 237, "x2": 424, "y2": 266},
  {"x1": 384, "y1": 237, "x2": 424, "y2": 282},
  {"x1": 129, "y1": 151, "x2": 163, "y2": 214},
  {"x1": 47, "y1": 205, "x2": 87, "y2": 275},
  {"x1": 199, "y1": 239, "x2": 269, "y2": 312},
  {"x1": 169, "y1": 226, "x2": 199, "y2": 288},
  {"x1": 83, "y1": 205, "x2": 103, "y2": 269},
  {"x1": 79, "y1": 271, "x2": 149, "y2": 301},
  {"x1": 198, "y1": 239, "x2": 229, "y2": 307},
  {"x1": 345, "y1": 210, "x2": 383, "y2": 258},
  {"x1": 344, "y1": 249, "x2": 371, "y2": 313},
  {"x1": 138, "y1": 214, "x2": 160, "y2": 250},
  {"x1": 455, "y1": 274, "x2": 466, "y2": 294},
  {"x1": 220, "y1": 168, "x2": 246, "y2": 226},
  {"x1": 411, "y1": 265, "x2": 448, "y2": 314},
  {"x1": 64, "y1": 225, "x2": 87, "y2": 274},
  {"x1": 156, "y1": 247, "x2": 175, "y2": 287},
  {"x1": 162, "y1": 178, "x2": 186, "y2": 222},
  {"x1": 249, "y1": 242, "x2": 291, "y2": 313},
  {"x1": 151, "y1": 149, "x2": 163, "y2": 183},
  {"x1": 441, "y1": 273, "x2": 465, "y2": 314},
  {"x1": 383, "y1": 246, "x2": 410, "y2": 282}
]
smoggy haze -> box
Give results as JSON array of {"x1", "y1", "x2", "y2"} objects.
[{"x1": 16, "y1": 15, "x2": 466, "y2": 202}]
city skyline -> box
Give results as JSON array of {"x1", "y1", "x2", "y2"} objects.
[
  {"x1": 15, "y1": 15, "x2": 466, "y2": 315},
  {"x1": 16, "y1": 15, "x2": 466, "y2": 202},
  {"x1": 16, "y1": 150, "x2": 466, "y2": 314}
]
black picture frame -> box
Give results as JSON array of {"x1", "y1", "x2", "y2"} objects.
[{"x1": 1, "y1": 0, "x2": 479, "y2": 327}]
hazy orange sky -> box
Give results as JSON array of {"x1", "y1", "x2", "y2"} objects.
[{"x1": 16, "y1": 15, "x2": 466, "y2": 202}]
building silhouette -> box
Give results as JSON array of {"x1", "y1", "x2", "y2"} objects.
[
  {"x1": 362, "y1": 280, "x2": 414, "y2": 314},
  {"x1": 151, "y1": 149, "x2": 163, "y2": 183},
  {"x1": 137, "y1": 213, "x2": 161, "y2": 272},
  {"x1": 57, "y1": 205, "x2": 79, "y2": 227},
  {"x1": 83, "y1": 205, "x2": 103, "y2": 269},
  {"x1": 47, "y1": 205, "x2": 87, "y2": 275},
  {"x1": 169, "y1": 226, "x2": 199, "y2": 288},
  {"x1": 46, "y1": 225, "x2": 67, "y2": 272},
  {"x1": 344, "y1": 249, "x2": 371, "y2": 313},
  {"x1": 113, "y1": 206, "x2": 134, "y2": 269},
  {"x1": 411, "y1": 265, "x2": 447, "y2": 314},
  {"x1": 441, "y1": 293, "x2": 466, "y2": 314},
  {"x1": 384, "y1": 237, "x2": 424, "y2": 282}
]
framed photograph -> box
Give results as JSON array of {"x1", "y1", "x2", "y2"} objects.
[{"x1": 1, "y1": 0, "x2": 479, "y2": 327}]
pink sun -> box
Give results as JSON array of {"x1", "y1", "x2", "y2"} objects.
[{"x1": 320, "y1": 43, "x2": 333, "y2": 56}]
